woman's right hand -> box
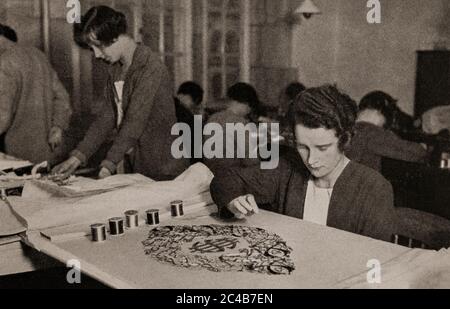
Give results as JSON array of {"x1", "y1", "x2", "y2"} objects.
[
  {"x1": 51, "y1": 156, "x2": 81, "y2": 180},
  {"x1": 227, "y1": 194, "x2": 259, "y2": 219}
]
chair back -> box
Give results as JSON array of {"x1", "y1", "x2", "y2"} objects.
[{"x1": 393, "y1": 207, "x2": 450, "y2": 250}]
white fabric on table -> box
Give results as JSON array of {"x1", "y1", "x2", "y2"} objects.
[
  {"x1": 10, "y1": 163, "x2": 214, "y2": 231},
  {"x1": 0, "y1": 152, "x2": 32, "y2": 171},
  {"x1": 335, "y1": 248, "x2": 450, "y2": 288}
]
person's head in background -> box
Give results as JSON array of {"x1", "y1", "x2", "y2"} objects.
[
  {"x1": 279, "y1": 82, "x2": 306, "y2": 118},
  {"x1": 293, "y1": 85, "x2": 357, "y2": 183},
  {"x1": 286, "y1": 82, "x2": 306, "y2": 101},
  {"x1": 74, "y1": 6, "x2": 133, "y2": 65},
  {"x1": 0, "y1": 23, "x2": 18, "y2": 44},
  {"x1": 357, "y1": 91, "x2": 397, "y2": 129},
  {"x1": 226, "y1": 82, "x2": 261, "y2": 120},
  {"x1": 177, "y1": 81, "x2": 204, "y2": 113}
]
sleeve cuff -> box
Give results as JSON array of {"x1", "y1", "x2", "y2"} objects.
[
  {"x1": 210, "y1": 177, "x2": 240, "y2": 219},
  {"x1": 100, "y1": 160, "x2": 117, "y2": 174},
  {"x1": 70, "y1": 150, "x2": 87, "y2": 166},
  {"x1": 218, "y1": 205, "x2": 235, "y2": 219}
]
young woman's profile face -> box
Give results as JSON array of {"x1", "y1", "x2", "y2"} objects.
[
  {"x1": 295, "y1": 124, "x2": 345, "y2": 180},
  {"x1": 91, "y1": 43, "x2": 120, "y2": 64},
  {"x1": 90, "y1": 40, "x2": 121, "y2": 64}
]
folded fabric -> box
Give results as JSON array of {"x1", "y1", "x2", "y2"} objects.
[
  {"x1": 0, "y1": 152, "x2": 33, "y2": 171},
  {"x1": 10, "y1": 163, "x2": 214, "y2": 231},
  {"x1": 0, "y1": 200, "x2": 27, "y2": 236},
  {"x1": 22, "y1": 174, "x2": 153, "y2": 198}
]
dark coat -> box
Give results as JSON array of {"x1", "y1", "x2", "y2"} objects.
[
  {"x1": 0, "y1": 44, "x2": 71, "y2": 163},
  {"x1": 346, "y1": 122, "x2": 427, "y2": 172}
]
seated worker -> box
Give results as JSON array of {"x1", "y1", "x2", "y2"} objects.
[
  {"x1": 0, "y1": 24, "x2": 72, "y2": 163},
  {"x1": 210, "y1": 85, "x2": 395, "y2": 242},
  {"x1": 175, "y1": 81, "x2": 204, "y2": 121},
  {"x1": 52, "y1": 6, "x2": 188, "y2": 180},
  {"x1": 362, "y1": 91, "x2": 416, "y2": 137},
  {"x1": 203, "y1": 83, "x2": 262, "y2": 174},
  {"x1": 175, "y1": 81, "x2": 204, "y2": 165},
  {"x1": 346, "y1": 91, "x2": 427, "y2": 172}
]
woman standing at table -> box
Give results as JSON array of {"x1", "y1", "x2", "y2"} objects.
[
  {"x1": 210, "y1": 85, "x2": 396, "y2": 242},
  {"x1": 53, "y1": 6, "x2": 187, "y2": 180}
]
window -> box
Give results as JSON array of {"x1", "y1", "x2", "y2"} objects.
[
  {"x1": 193, "y1": 0, "x2": 250, "y2": 102},
  {"x1": 141, "y1": 0, "x2": 192, "y2": 89}
]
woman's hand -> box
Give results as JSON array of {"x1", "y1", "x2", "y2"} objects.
[
  {"x1": 51, "y1": 156, "x2": 81, "y2": 180},
  {"x1": 226, "y1": 194, "x2": 259, "y2": 219}
]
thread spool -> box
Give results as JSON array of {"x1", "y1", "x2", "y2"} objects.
[
  {"x1": 109, "y1": 217, "x2": 124, "y2": 236},
  {"x1": 171, "y1": 200, "x2": 184, "y2": 217},
  {"x1": 125, "y1": 210, "x2": 139, "y2": 229},
  {"x1": 91, "y1": 224, "x2": 106, "y2": 242},
  {"x1": 146, "y1": 209, "x2": 160, "y2": 226}
]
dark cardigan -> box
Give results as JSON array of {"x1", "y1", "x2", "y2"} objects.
[
  {"x1": 210, "y1": 159, "x2": 395, "y2": 242},
  {"x1": 72, "y1": 45, "x2": 188, "y2": 180}
]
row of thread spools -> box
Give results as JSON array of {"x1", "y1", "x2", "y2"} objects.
[{"x1": 90, "y1": 200, "x2": 184, "y2": 242}]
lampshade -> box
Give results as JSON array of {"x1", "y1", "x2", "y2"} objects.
[{"x1": 295, "y1": 0, "x2": 321, "y2": 19}]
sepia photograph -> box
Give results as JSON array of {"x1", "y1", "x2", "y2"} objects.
[{"x1": 0, "y1": 0, "x2": 449, "y2": 296}]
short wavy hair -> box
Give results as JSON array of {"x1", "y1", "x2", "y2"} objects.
[
  {"x1": 74, "y1": 6, "x2": 127, "y2": 49},
  {"x1": 292, "y1": 85, "x2": 357, "y2": 151}
]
